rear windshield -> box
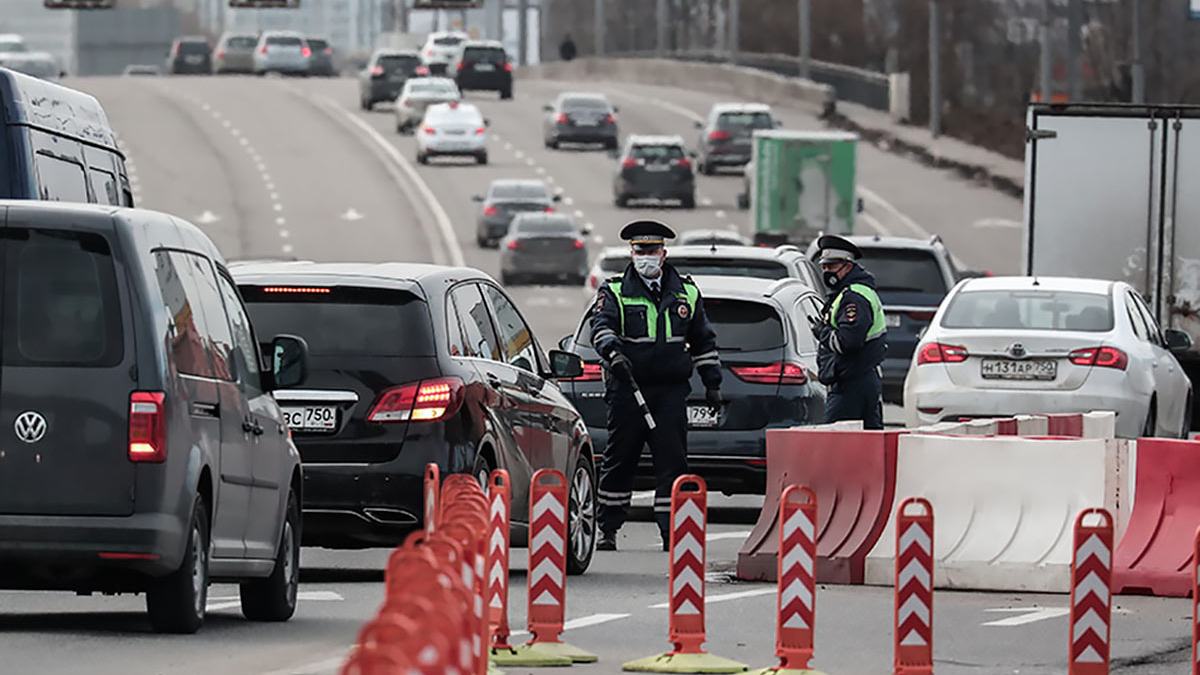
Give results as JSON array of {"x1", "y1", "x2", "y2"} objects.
[
  {"x1": 178, "y1": 41, "x2": 210, "y2": 54},
  {"x1": 857, "y1": 248, "x2": 948, "y2": 295},
  {"x1": 266, "y1": 36, "x2": 303, "y2": 47},
  {"x1": 0, "y1": 39, "x2": 25, "y2": 53},
  {"x1": 717, "y1": 112, "x2": 774, "y2": 129},
  {"x1": 600, "y1": 255, "x2": 629, "y2": 272},
  {"x1": 515, "y1": 218, "x2": 574, "y2": 234},
  {"x1": 434, "y1": 36, "x2": 465, "y2": 46},
  {"x1": 379, "y1": 54, "x2": 420, "y2": 71},
  {"x1": 563, "y1": 97, "x2": 609, "y2": 111},
  {"x1": 7, "y1": 59, "x2": 58, "y2": 79},
  {"x1": 410, "y1": 81, "x2": 458, "y2": 96},
  {"x1": 705, "y1": 299, "x2": 785, "y2": 351},
  {"x1": 227, "y1": 36, "x2": 257, "y2": 48},
  {"x1": 307, "y1": 39, "x2": 329, "y2": 49},
  {"x1": 940, "y1": 290, "x2": 1114, "y2": 332},
  {"x1": 491, "y1": 183, "x2": 549, "y2": 200},
  {"x1": 2, "y1": 228, "x2": 123, "y2": 367},
  {"x1": 241, "y1": 286, "x2": 435, "y2": 356},
  {"x1": 670, "y1": 258, "x2": 789, "y2": 280},
  {"x1": 631, "y1": 144, "x2": 685, "y2": 160},
  {"x1": 464, "y1": 47, "x2": 506, "y2": 63}
]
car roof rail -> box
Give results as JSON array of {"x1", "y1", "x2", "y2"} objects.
[
  {"x1": 929, "y1": 233, "x2": 942, "y2": 246},
  {"x1": 774, "y1": 244, "x2": 801, "y2": 255},
  {"x1": 763, "y1": 277, "x2": 806, "y2": 296}
]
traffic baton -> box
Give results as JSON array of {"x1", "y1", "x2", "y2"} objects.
[
  {"x1": 424, "y1": 463, "x2": 440, "y2": 535},
  {"x1": 496, "y1": 469, "x2": 591, "y2": 666},
  {"x1": 625, "y1": 475, "x2": 748, "y2": 673},
  {"x1": 1069, "y1": 508, "x2": 1113, "y2": 675},
  {"x1": 616, "y1": 360, "x2": 656, "y2": 430},
  {"x1": 894, "y1": 498, "x2": 933, "y2": 675}
]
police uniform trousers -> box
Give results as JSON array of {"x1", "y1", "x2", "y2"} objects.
[
  {"x1": 596, "y1": 381, "x2": 689, "y2": 538},
  {"x1": 825, "y1": 367, "x2": 884, "y2": 430}
]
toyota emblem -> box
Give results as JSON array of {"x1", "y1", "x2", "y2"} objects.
[
  {"x1": 1009, "y1": 343, "x2": 1027, "y2": 358},
  {"x1": 14, "y1": 411, "x2": 47, "y2": 444}
]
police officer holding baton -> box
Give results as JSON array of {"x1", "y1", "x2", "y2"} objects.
[
  {"x1": 591, "y1": 220, "x2": 722, "y2": 552},
  {"x1": 812, "y1": 234, "x2": 888, "y2": 429}
]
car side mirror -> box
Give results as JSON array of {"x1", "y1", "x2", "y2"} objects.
[
  {"x1": 546, "y1": 349, "x2": 583, "y2": 379},
  {"x1": 857, "y1": 197, "x2": 865, "y2": 213},
  {"x1": 693, "y1": 120, "x2": 703, "y2": 129},
  {"x1": 552, "y1": 193, "x2": 562, "y2": 202},
  {"x1": 472, "y1": 194, "x2": 484, "y2": 202},
  {"x1": 612, "y1": 105, "x2": 620, "y2": 113},
  {"x1": 1165, "y1": 329, "x2": 1193, "y2": 352},
  {"x1": 484, "y1": 118, "x2": 491, "y2": 127},
  {"x1": 775, "y1": 120, "x2": 783, "y2": 128},
  {"x1": 270, "y1": 334, "x2": 309, "y2": 389},
  {"x1": 543, "y1": 104, "x2": 553, "y2": 112},
  {"x1": 581, "y1": 223, "x2": 593, "y2": 235}
]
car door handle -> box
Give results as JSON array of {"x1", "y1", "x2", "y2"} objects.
[{"x1": 243, "y1": 419, "x2": 264, "y2": 435}]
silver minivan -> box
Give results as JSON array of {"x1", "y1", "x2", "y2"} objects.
[{"x1": 254, "y1": 31, "x2": 310, "y2": 76}]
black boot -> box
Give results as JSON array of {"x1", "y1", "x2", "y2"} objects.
[
  {"x1": 598, "y1": 531, "x2": 617, "y2": 551},
  {"x1": 660, "y1": 531, "x2": 670, "y2": 552}
]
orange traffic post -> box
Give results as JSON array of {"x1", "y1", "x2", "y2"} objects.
[
  {"x1": 424, "y1": 462, "x2": 440, "y2": 535},
  {"x1": 893, "y1": 498, "x2": 933, "y2": 675},
  {"x1": 486, "y1": 470, "x2": 517, "y2": 652},
  {"x1": 624, "y1": 475, "x2": 748, "y2": 673},
  {"x1": 1193, "y1": 526, "x2": 1200, "y2": 675},
  {"x1": 1069, "y1": 508, "x2": 1113, "y2": 675}
]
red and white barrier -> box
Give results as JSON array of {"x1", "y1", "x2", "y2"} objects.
[
  {"x1": 424, "y1": 463, "x2": 439, "y2": 535},
  {"x1": 486, "y1": 470, "x2": 512, "y2": 651},
  {"x1": 1069, "y1": 508, "x2": 1113, "y2": 675},
  {"x1": 1193, "y1": 526, "x2": 1200, "y2": 675},
  {"x1": 894, "y1": 498, "x2": 933, "y2": 675},
  {"x1": 764, "y1": 485, "x2": 818, "y2": 671},
  {"x1": 625, "y1": 475, "x2": 747, "y2": 673}
]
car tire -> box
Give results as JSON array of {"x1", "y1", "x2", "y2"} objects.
[
  {"x1": 240, "y1": 490, "x2": 300, "y2": 622},
  {"x1": 477, "y1": 153, "x2": 489, "y2": 165},
  {"x1": 566, "y1": 452, "x2": 596, "y2": 575},
  {"x1": 681, "y1": 194, "x2": 696, "y2": 209},
  {"x1": 500, "y1": 87, "x2": 513, "y2": 100},
  {"x1": 417, "y1": 152, "x2": 428, "y2": 165},
  {"x1": 472, "y1": 449, "x2": 495, "y2": 489},
  {"x1": 146, "y1": 496, "x2": 209, "y2": 634},
  {"x1": 736, "y1": 193, "x2": 750, "y2": 210},
  {"x1": 500, "y1": 271, "x2": 514, "y2": 285},
  {"x1": 700, "y1": 161, "x2": 714, "y2": 176},
  {"x1": 605, "y1": 138, "x2": 619, "y2": 150},
  {"x1": 614, "y1": 193, "x2": 629, "y2": 208},
  {"x1": 396, "y1": 121, "x2": 405, "y2": 134},
  {"x1": 1183, "y1": 390, "x2": 1195, "y2": 438},
  {"x1": 548, "y1": 139, "x2": 559, "y2": 150}
]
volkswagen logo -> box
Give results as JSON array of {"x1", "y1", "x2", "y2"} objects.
[
  {"x1": 14, "y1": 411, "x2": 47, "y2": 444},
  {"x1": 1009, "y1": 343, "x2": 1027, "y2": 358}
]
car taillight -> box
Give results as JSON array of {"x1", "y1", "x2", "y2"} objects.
[
  {"x1": 368, "y1": 377, "x2": 464, "y2": 423},
  {"x1": 571, "y1": 362, "x2": 603, "y2": 382},
  {"x1": 621, "y1": 158, "x2": 638, "y2": 168},
  {"x1": 483, "y1": 205, "x2": 498, "y2": 215},
  {"x1": 503, "y1": 62, "x2": 513, "y2": 72},
  {"x1": 556, "y1": 112, "x2": 569, "y2": 124},
  {"x1": 401, "y1": 98, "x2": 411, "y2": 107},
  {"x1": 371, "y1": 65, "x2": 384, "y2": 76},
  {"x1": 731, "y1": 362, "x2": 808, "y2": 385},
  {"x1": 302, "y1": 46, "x2": 312, "y2": 58},
  {"x1": 573, "y1": 239, "x2": 585, "y2": 249},
  {"x1": 605, "y1": 114, "x2": 616, "y2": 124},
  {"x1": 1069, "y1": 346, "x2": 1128, "y2": 370},
  {"x1": 507, "y1": 240, "x2": 521, "y2": 250},
  {"x1": 708, "y1": 130, "x2": 730, "y2": 141},
  {"x1": 173, "y1": 43, "x2": 180, "y2": 56},
  {"x1": 475, "y1": 127, "x2": 486, "y2": 135},
  {"x1": 917, "y1": 342, "x2": 968, "y2": 365},
  {"x1": 457, "y1": 62, "x2": 465, "y2": 71},
  {"x1": 216, "y1": 49, "x2": 225, "y2": 59},
  {"x1": 427, "y1": 49, "x2": 435, "y2": 56},
  {"x1": 129, "y1": 392, "x2": 166, "y2": 463},
  {"x1": 676, "y1": 157, "x2": 692, "y2": 169},
  {"x1": 544, "y1": 206, "x2": 555, "y2": 213},
  {"x1": 259, "y1": 44, "x2": 268, "y2": 55},
  {"x1": 906, "y1": 310, "x2": 937, "y2": 322},
  {"x1": 424, "y1": 126, "x2": 436, "y2": 135}
]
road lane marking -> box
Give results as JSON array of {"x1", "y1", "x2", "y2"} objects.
[
  {"x1": 280, "y1": 229, "x2": 290, "y2": 238},
  {"x1": 196, "y1": 210, "x2": 220, "y2": 224},
  {"x1": 526, "y1": 157, "x2": 536, "y2": 166},
  {"x1": 973, "y1": 218, "x2": 1022, "y2": 228},
  {"x1": 648, "y1": 587, "x2": 774, "y2": 609},
  {"x1": 282, "y1": 243, "x2": 294, "y2": 253},
  {"x1": 266, "y1": 182, "x2": 276, "y2": 191},
  {"x1": 273, "y1": 203, "x2": 283, "y2": 212},
  {"x1": 340, "y1": 207, "x2": 365, "y2": 221},
  {"x1": 207, "y1": 590, "x2": 342, "y2": 612},
  {"x1": 715, "y1": 210, "x2": 726, "y2": 219},
  {"x1": 563, "y1": 196, "x2": 575, "y2": 206},
  {"x1": 574, "y1": 210, "x2": 584, "y2": 218},
  {"x1": 510, "y1": 612, "x2": 631, "y2": 638},
  {"x1": 536, "y1": 166, "x2": 546, "y2": 175},
  {"x1": 546, "y1": 175, "x2": 556, "y2": 184},
  {"x1": 269, "y1": 192, "x2": 279, "y2": 201},
  {"x1": 981, "y1": 608, "x2": 1069, "y2": 626},
  {"x1": 700, "y1": 197, "x2": 713, "y2": 207},
  {"x1": 308, "y1": 92, "x2": 465, "y2": 266},
  {"x1": 515, "y1": 149, "x2": 525, "y2": 159},
  {"x1": 276, "y1": 217, "x2": 286, "y2": 225},
  {"x1": 706, "y1": 530, "x2": 751, "y2": 543}
]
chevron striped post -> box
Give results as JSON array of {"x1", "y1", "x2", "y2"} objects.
[
  {"x1": 1069, "y1": 508, "x2": 1113, "y2": 675},
  {"x1": 1193, "y1": 526, "x2": 1199, "y2": 675},
  {"x1": 487, "y1": 470, "x2": 513, "y2": 650},
  {"x1": 625, "y1": 475, "x2": 747, "y2": 673},
  {"x1": 424, "y1": 463, "x2": 439, "y2": 535},
  {"x1": 894, "y1": 498, "x2": 933, "y2": 675}
]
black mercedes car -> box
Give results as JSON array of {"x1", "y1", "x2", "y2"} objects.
[{"x1": 232, "y1": 261, "x2": 597, "y2": 574}]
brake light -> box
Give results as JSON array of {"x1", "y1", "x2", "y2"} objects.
[
  {"x1": 371, "y1": 65, "x2": 384, "y2": 76},
  {"x1": 503, "y1": 62, "x2": 512, "y2": 72},
  {"x1": 1069, "y1": 346, "x2": 1128, "y2": 370},
  {"x1": 129, "y1": 392, "x2": 166, "y2": 463},
  {"x1": 302, "y1": 46, "x2": 312, "y2": 58},
  {"x1": 483, "y1": 205, "x2": 498, "y2": 215},
  {"x1": 475, "y1": 127, "x2": 486, "y2": 135},
  {"x1": 259, "y1": 44, "x2": 268, "y2": 55},
  {"x1": 555, "y1": 112, "x2": 568, "y2": 124},
  {"x1": 427, "y1": 49, "x2": 435, "y2": 56},
  {"x1": 677, "y1": 157, "x2": 692, "y2": 169},
  {"x1": 172, "y1": 43, "x2": 180, "y2": 56},
  {"x1": 507, "y1": 240, "x2": 521, "y2": 250},
  {"x1": 367, "y1": 377, "x2": 464, "y2": 422},
  {"x1": 917, "y1": 342, "x2": 968, "y2": 365},
  {"x1": 906, "y1": 310, "x2": 936, "y2": 322},
  {"x1": 216, "y1": 49, "x2": 225, "y2": 59},
  {"x1": 731, "y1": 362, "x2": 808, "y2": 385},
  {"x1": 544, "y1": 206, "x2": 555, "y2": 213},
  {"x1": 708, "y1": 130, "x2": 730, "y2": 141},
  {"x1": 424, "y1": 126, "x2": 436, "y2": 135},
  {"x1": 605, "y1": 114, "x2": 615, "y2": 124},
  {"x1": 588, "y1": 274, "x2": 598, "y2": 289},
  {"x1": 571, "y1": 362, "x2": 603, "y2": 382},
  {"x1": 621, "y1": 158, "x2": 638, "y2": 168},
  {"x1": 573, "y1": 239, "x2": 585, "y2": 249},
  {"x1": 457, "y1": 62, "x2": 465, "y2": 71},
  {"x1": 449, "y1": 101, "x2": 459, "y2": 109},
  {"x1": 262, "y1": 286, "x2": 331, "y2": 294}
]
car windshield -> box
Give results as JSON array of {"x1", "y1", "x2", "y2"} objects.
[
  {"x1": 516, "y1": 218, "x2": 575, "y2": 235},
  {"x1": 409, "y1": 81, "x2": 458, "y2": 96},
  {"x1": 858, "y1": 248, "x2": 948, "y2": 295},
  {"x1": 464, "y1": 48, "x2": 506, "y2": 63},
  {"x1": 308, "y1": 39, "x2": 328, "y2": 49},
  {"x1": 491, "y1": 183, "x2": 548, "y2": 200},
  {"x1": 564, "y1": 98, "x2": 609, "y2": 111},
  {"x1": 241, "y1": 286, "x2": 436, "y2": 356},
  {"x1": 378, "y1": 54, "x2": 419, "y2": 71},
  {"x1": 433, "y1": 36, "x2": 464, "y2": 46},
  {"x1": 178, "y1": 41, "x2": 209, "y2": 54},
  {"x1": 227, "y1": 36, "x2": 257, "y2": 48},
  {"x1": 0, "y1": 39, "x2": 25, "y2": 53},
  {"x1": 670, "y1": 258, "x2": 789, "y2": 280},
  {"x1": 266, "y1": 36, "x2": 303, "y2": 47},
  {"x1": 717, "y1": 112, "x2": 773, "y2": 129},
  {"x1": 6, "y1": 58, "x2": 58, "y2": 79},
  {"x1": 631, "y1": 144, "x2": 685, "y2": 160},
  {"x1": 940, "y1": 289, "x2": 1114, "y2": 332}
]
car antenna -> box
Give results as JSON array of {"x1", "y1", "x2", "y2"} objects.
[
  {"x1": 710, "y1": 243, "x2": 717, "y2": 253},
  {"x1": 1032, "y1": 277, "x2": 1040, "y2": 287}
]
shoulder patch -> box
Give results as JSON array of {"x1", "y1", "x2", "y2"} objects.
[
  {"x1": 677, "y1": 302, "x2": 690, "y2": 319},
  {"x1": 843, "y1": 302, "x2": 858, "y2": 322},
  {"x1": 593, "y1": 291, "x2": 606, "y2": 312}
]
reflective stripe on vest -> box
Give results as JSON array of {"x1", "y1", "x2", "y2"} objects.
[
  {"x1": 830, "y1": 283, "x2": 886, "y2": 340},
  {"x1": 608, "y1": 280, "x2": 699, "y2": 340}
]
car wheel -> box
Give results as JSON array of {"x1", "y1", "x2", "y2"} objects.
[
  {"x1": 549, "y1": 138, "x2": 559, "y2": 150},
  {"x1": 736, "y1": 193, "x2": 750, "y2": 210},
  {"x1": 417, "y1": 152, "x2": 428, "y2": 165},
  {"x1": 681, "y1": 194, "x2": 696, "y2": 209},
  {"x1": 1143, "y1": 399, "x2": 1157, "y2": 438},
  {"x1": 396, "y1": 121, "x2": 405, "y2": 134},
  {"x1": 472, "y1": 449, "x2": 495, "y2": 490},
  {"x1": 614, "y1": 193, "x2": 629, "y2": 208},
  {"x1": 477, "y1": 152, "x2": 488, "y2": 165},
  {"x1": 240, "y1": 489, "x2": 300, "y2": 622},
  {"x1": 566, "y1": 452, "x2": 596, "y2": 575},
  {"x1": 700, "y1": 161, "x2": 713, "y2": 176},
  {"x1": 500, "y1": 88, "x2": 513, "y2": 100},
  {"x1": 146, "y1": 496, "x2": 209, "y2": 634}
]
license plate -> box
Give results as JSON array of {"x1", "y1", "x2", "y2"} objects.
[
  {"x1": 646, "y1": 164, "x2": 671, "y2": 172},
  {"x1": 687, "y1": 406, "x2": 719, "y2": 428},
  {"x1": 475, "y1": 63, "x2": 495, "y2": 71},
  {"x1": 282, "y1": 406, "x2": 337, "y2": 431},
  {"x1": 980, "y1": 358, "x2": 1057, "y2": 381},
  {"x1": 445, "y1": 129, "x2": 466, "y2": 135},
  {"x1": 185, "y1": 55, "x2": 202, "y2": 64},
  {"x1": 886, "y1": 313, "x2": 902, "y2": 328}
]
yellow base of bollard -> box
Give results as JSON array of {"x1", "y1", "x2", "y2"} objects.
[
  {"x1": 745, "y1": 668, "x2": 830, "y2": 675},
  {"x1": 487, "y1": 661, "x2": 509, "y2": 675},
  {"x1": 490, "y1": 644, "x2": 574, "y2": 667},
  {"x1": 622, "y1": 652, "x2": 749, "y2": 673},
  {"x1": 518, "y1": 640, "x2": 599, "y2": 663}
]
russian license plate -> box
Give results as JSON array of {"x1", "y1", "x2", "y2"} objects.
[
  {"x1": 475, "y1": 63, "x2": 495, "y2": 71},
  {"x1": 646, "y1": 164, "x2": 671, "y2": 172},
  {"x1": 282, "y1": 406, "x2": 337, "y2": 431},
  {"x1": 687, "y1": 406, "x2": 719, "y2": 428},
  {"x1": 980, "y1": 358, "x2": 1057, "y2": 381},
  {"x1": 886, "y1": 313, "x2": 902, "y2": 328},
  {"x1": 185, "y1": 55, "x2": 203, "y2": 64}
]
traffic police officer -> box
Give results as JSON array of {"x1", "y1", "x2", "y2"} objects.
[
  {"x1": 591, "y1": 220, "x2": 722, "y2": 551},
  {"x1": 812, "y1": 234, "x2": 887, "y2": 429}
]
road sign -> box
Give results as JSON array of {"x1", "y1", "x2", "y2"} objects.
[
  {"x1": 229, "y1": 0, "x2": 300, "y2": 7},
  {"x1": 414, "y1": 0, "x2": 484, "y2": 8},
  {"x1": 44, "y1": 0, "x2": 113, "y2": 9}
]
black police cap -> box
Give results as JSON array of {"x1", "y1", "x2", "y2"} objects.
[
  {"x1": 620, "y1": 220, "x2": 676, "y2": 248},
  {"x1": 816, "y1": 234, "x2": 862, "y2": 262}
]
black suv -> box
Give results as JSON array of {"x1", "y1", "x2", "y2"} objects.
[
  {"x1": 359, "y1": 49, "x2": 422, "y2": 110},
  {"x1": 0, "y1": 201, "x2": 308, "y2": 633},
  {"x1": 612, "y1": 135, "x2": 697, "y2": 209},
  {"x1": 561, "y1": 275, "x2": 827, "y2": 494},
  {"x1": 451, "y1": 40, "x2": 512, "y2": 99},
  {"x1": 167, "y1": 36, "x2": 212, "y2": 75},
  {"x1": 232, "y1": 262, "x2": 597, "y2": 574}
]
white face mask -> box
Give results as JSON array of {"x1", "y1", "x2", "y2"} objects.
[{"x1": 632, "y1": 252, "x2": 663, "y2": 278}]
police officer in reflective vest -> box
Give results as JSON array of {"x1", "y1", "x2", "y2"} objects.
[
  {"x1": 591, "y1": 220, "x2": 722, "y2": 551},
  {"x1": 812, "y1": 234, "x2": 887, "y2": 429}
]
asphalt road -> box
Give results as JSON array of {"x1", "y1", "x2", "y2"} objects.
[{"x1": 0, "y1": 73, "x2": 1185, "y2": 674}]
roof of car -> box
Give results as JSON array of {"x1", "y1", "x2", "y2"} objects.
[
  {"x1": 559, "y1": 92, "x2": 608, "y2": 101},
  {"x1": 687, "y1": 274, "x2": 814, "y2": 302},
  {"x1": 490, "y1": 178, "x2": 547, "y2": 188},
  {"x1": 958, "y1": 276, "x2": 1116, "y2": 294},
  {"x1": 374, "y1": 48, "x2": 420, "y2": 57},
  {"x1": 712, "y1": 102, "x2": 772, "y2": 114},
  {"x1": 229, "y1": 261, "x2": 489, "y2": 295},
  {"x1": 427, "y1": 101, "x2": 480, "y2": 115},
  {"x1": 839, "y1": 234, "x2": 947, "y2": 251},
  {"x1": 463, "y1": 40, "x2": 505, "y2": 49},
  {"x1": 628, "y1": 134, "x2": 685, "y2": 146},
  {"x1": 429, "y1": 31, "x2": 470, "y2": 38},
  {"x1": 668, "y1": 244, "x2": 805, "y2": 261},
  {"x1": 0, "y1": 68, "x2": 118, "y2": 149},
  {"x1": 176, "y1": 35, "x2": 209, "y2": 42},
  {"x1": 262, "y1": 30, "x2": 304, "y2": 38},
  {"x1": 512, "y1": 212, "x2": 575, "y2": 226},
  {"x1": 675, "y1": 229, "x2": 749, "y2": 243}
]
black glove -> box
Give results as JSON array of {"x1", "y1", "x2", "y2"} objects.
[
  {"x1": 608, "y1": 352, "x2": 633, "y2": 380},
  {"x1": 807, "y1": 314, "x2": 823, "y2": 338},
  {"x1": 705, "y1": 387, "x2": 722, "y2": 409}
]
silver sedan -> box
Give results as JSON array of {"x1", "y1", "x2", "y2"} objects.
[{"x1": 393, "y1": 77, "x2": 461, "y2": 134}]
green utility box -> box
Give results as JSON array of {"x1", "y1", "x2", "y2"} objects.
[{"x1": 748, "y1": 130, "x2": 859, "y2": 245}]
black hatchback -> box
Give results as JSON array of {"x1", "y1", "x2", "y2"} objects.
[
  {"x1": 167, "y1": 36, "x2": 212, "y2": 75},
  {"x1": 233, "y1": 262, "x2": 598, "y2": 574},
  {"x1": 561, "y1": 275, "x2": 827, "y2": 495},
  {"x1": 612, "y1": 135, "x2": 697, "y2": 209},
  {"x1": 451, "y1": 40, "x2": 512, "y2": 99}
]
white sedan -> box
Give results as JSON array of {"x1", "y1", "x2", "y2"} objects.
[
  {"x1": 904, "y1": 276, "x2": 1193, "y2": 438},
  {"x1": 394, "y1": 77, "x2": 461, "y2": 134},
  {"x1": 416, "y1": 101, "x2": 488, "y2": 165}
]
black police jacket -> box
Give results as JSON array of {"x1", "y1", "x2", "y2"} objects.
[
  {"x1": 590, "y1": 265, "x2": 722, "y2": 390},
  {"x1": 816, "y1": 265, "x2": 887, "y2": 384}
]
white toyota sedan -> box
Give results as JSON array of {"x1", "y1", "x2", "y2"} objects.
[
  {"x1": 416, "y1": 101, "x2": 488, "y2": 165},
  {"x1": 904, "y1": 276, "x2": 1193, "y2": 438}
]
